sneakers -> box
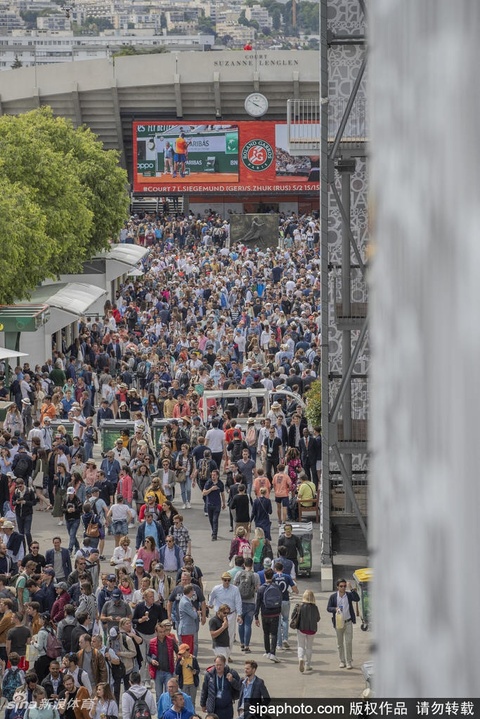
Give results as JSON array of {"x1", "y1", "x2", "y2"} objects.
[
  {"x1": 240, "y1": 645, "x2": 245, "y2": 651},
  {"x1": 263, "y1": 652, "x2": 270, "y2": 657},
  {"x1": 304, "y1": 666, "x2": 313, "y2": 673},
  {"x1": 181, "y1": 504, "x2": 186, "y2": 509},
  {"x1": 186, "y1": 502, "x2": 191, "y2": 509},
  {"x1": 299, "y1": 659, "x2": 305, "y2": 673},
  {"x1": 244, "y1": 647, "x2": 251, "y2": 653},
  {"x1": 283, "y1": 640, "x2": 291, "y2": 650},
  {"x1": 204, "y1": 512, "x2": 208, "y2": 517},
  {"x1": 269, "y1": 654, "x2": 281, "y2": 663},
  {"x1": 57, "y1": 521, "x2": 64, "y2": 526},
  {"x1": 346, "y1": 663, "x2": 353, "y2": 670},
  {"x1": 128, "y1": 523, "x2": 135, "y2": 529},
  {"x1": 339, "y1": 662, "x2": 346, "y2": 669}
]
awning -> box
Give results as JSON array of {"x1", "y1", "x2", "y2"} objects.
[
  {"x1": 0, "y1": 347, "x2": 28, "y2": 361},
  {"x1": 128, "y1": 268, "x2": 144, "y2": 277},
  {"x1": 95, "y1": 244, "x2": 149, "y2": 268},
  {"x1": 30, "y1": 283, "x2": 107, "y2": 316},
  {"x1": 93, "y1": 244, "x2": 149, "y2": 283}
]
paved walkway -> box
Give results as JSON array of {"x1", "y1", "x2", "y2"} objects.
[{"x1": 32, "y1": 480, "x2": 371, "y2": 701}]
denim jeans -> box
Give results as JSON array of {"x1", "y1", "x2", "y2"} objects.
[
  {"x1": 154, "y1": 670, "x2": 174, "y2": 700},
  {"x1": 180, "y1": 476, "x2": 192, "y2": 504},
  {"x1": 207, "y1": 506, "x2": 220, "y2": 538},
  {"x1": 16, "y1": 513, "x2": 33, "y2": 549},
  {"x1": 66, "y1": 517, "x2": 81, "y2": 552},
  {"x1": 239, "y1": 602, "x2": 255, "y2": 647},
  {"x1": 277, "y1": 600, "x2": 291, "y2": 647}
]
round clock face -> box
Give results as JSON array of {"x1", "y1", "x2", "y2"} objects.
[{"x1": 244, "y1": 93, "x2": 269, "y2": 117}]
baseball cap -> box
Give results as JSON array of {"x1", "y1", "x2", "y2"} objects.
[
  {"x1": 43, "y1": 568, "x2": 55, "y2": 577},
  {"x1": 67, "y1": 487, "x2": 75, "y2": 495},
  {"x1": 135, "y1": 559, "x2": 144, "y2": 566},
  {"x1": 107, "y1": 574, "x2": 116, "y2": 582},
  {"x1": 109, "y1": 627, "x2": 118, "y2": 638},
  {"x1": 178, "y1": 643, "x2": 190, "y2": 655},
  {"x1": 55, "y1": 582, "x2": 68, "y2": 591},
  {"x1": 154, "y1": 563, "x2": 164, "y2": 571},
  {"x1": 263, "y1": 558, "x2": 273, "y2": 568},
  {"x1": 111, "y1": 589, "x2": 122, "y2": 599}
]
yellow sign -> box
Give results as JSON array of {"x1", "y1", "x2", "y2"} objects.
[{"x1": 0, "y1": 323, "x2": 3, "y2": 331}]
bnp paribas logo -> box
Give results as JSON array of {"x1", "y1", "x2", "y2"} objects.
[{"x1": 241, "y1": 139, "x2": 274, "y2": 172}]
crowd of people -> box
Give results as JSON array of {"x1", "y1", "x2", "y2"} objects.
[{"x1": 0, "y1": 209, "x2": 361, "y2": 717}]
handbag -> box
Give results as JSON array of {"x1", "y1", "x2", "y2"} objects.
[
  {"x1": 289, "y1": 603, "x2": 301, "y2": 630},
  {"x1": 86, "y1": 519, "x2": 100, "y2": 538},
  {"x1": 176, "y1": 469, "x2": 187, "y2": 483},
  {"x1": 26, "y1": 637, "x2": 40, "y2": 664}
]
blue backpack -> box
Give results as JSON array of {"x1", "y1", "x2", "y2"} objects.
[{"x1": 2, "y1": 666, "x2": 24, "y2": 701}]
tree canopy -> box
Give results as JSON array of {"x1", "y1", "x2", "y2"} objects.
[{"x1": 0, "y1": 107, "x2": 129, "y2": 304}]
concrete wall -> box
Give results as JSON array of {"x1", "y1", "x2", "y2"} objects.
[{"x1": 370, "y1": 0, "x2": 480, "y2": 696}]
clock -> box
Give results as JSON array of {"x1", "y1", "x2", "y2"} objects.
[{"x1": 244, "y1": 92, "x2": 269, "y2": 118}]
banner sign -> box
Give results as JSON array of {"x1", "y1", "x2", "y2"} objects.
[{"x1": 133, "y1": 121, "x2": 319, "y2": 194}]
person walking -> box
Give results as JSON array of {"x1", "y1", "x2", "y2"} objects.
[
  {"x1": 121, "y1": 671, "x2": 157, "y2": 719},
  {"x1": 233, "y1": 558, "x2": 259, "y2": 654},
  {"x1": 238, "y1": 660, "x2": 270, "y2": 719},
  {"x1": 294, "y1": 589, "x2": 321, "y2": 673},
  {"x1": 326, "y1": 578, "x2": 360, "y2": 670},
  {"x1": 200, "y1": 655, "x2": 241, "y2": 719},
  {"x1": 254, "y1": 569, "x2": 283, "y2": 664},
  {"x1": 202, "y1": 469, "x2": 226, "y2": 542}
]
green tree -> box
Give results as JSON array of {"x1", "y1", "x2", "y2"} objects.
[
  {"x1": 10, "y1": 55, "x2": 23, "y2": 69},
  {"x1": 0, "y1": 107, "x2": 129, "y2": 303},
  {"x1": 271, "y1": 8, "x2": 282, "y2": 30}
]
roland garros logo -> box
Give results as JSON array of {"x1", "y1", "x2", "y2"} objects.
[{"x1": 241, "y1": 139, "x2": 274, "y2": 172}]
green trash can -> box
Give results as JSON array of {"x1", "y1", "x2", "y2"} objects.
[
  {"x1": 151, "y1": 419, "x2": 172, "y2": 451},
  {"x1": 353, "y1": 567, "x2": 372, "y2": 631},
  {"x1": 279, "y1": 521, "x2": 313, "y2": 577},
  {"x1": 50, "y1": 420, "x2": 75, "y2": 438},
  {"x1": 0, "y1": 401, "x2": 14, "y2": 425},
  {"x1": 100, "y1": 420, "x2": 136, "y2": 453}
]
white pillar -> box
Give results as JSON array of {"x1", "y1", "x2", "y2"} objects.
[{"x1": 370, "y1": 0, "x2": 480, "y2": 696}]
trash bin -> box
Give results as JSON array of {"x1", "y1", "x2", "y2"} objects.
[
  {"x1": 353, "y1": 567, "x2": 372, "y2": 631},
  {"x1": 100, "y1": 420, "x2": 136, "y2": 453},
  {"x1": 279, "y1": 521, "x2": 313, "y2": 577},
  {"x1": 151, "y1": 419, "x2": 171, "y2": 451},
  {"x1": 50, "y1": 420, "x2": 75, "y2": 438},
  {"x1": 0, "y1": 401, "x2": 14, "y2": 425}
]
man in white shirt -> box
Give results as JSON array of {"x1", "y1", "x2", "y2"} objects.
[{"x1": 205, "y1": 419, "x2": 225, "y2": 471}]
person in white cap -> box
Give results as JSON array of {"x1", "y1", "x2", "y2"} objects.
[
  {"x1": 21, "y1": 398, "x2": 33, "y2": 435},
  {"x1": 2, "y1": 520, "x2": 25, "y2": 564}
]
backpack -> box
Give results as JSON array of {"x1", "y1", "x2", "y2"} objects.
[
  {"x1": 136, "y1": 361, "x2": 148, "y2": 378},
  {"x1": 231, "y1": 440, "x2": 244, "y2": 463},
  {"x1": 13, "y1": 454, "x2": 30, "y2": 479},
  {"x1": 2, "y1": 667, "x2": 23, "y2": 701},
  {"x1": 260, "y1": 539, "x2": 274, "y2": 562},
  {"x1": 237, "y1": 570, "x2": 256, "y2": 601},
  {"x1": 262, "y1": 583, "x2": 283, "y2": 613},
  {"x1": 126, "y1": 689, "x2": 152, "y2": 719},
  {"x1": 199, "y1": 458, "x2": 210, "y2": 482},
  {"x1": 238, "y1": 538, "x2": 251, "y2": 560},
  {"x1": 46, "y1": 629, "x2": 63, "y2": 659},
  {"x1": 61, "y1": 622, "x2": 76, "y2": 653}
]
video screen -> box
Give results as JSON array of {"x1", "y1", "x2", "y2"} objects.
[{"x1": 135, "y1": 123, "x2": 239, "y2": 184}]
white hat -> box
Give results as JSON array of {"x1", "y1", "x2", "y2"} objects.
[
  {"x1": 2, "y1": 521, "x2": 14, "y2": 529},
  {"x1": 67, "y1": 487, "x2": 75, "y2": 495},
  {"x1": 21, "y1": 398, "x2": 31, "y2": 405}
]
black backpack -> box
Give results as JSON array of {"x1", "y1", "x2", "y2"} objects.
[
  {"x1": 61, "y1": 623, "x2": 76, "y2": 653},
  {"x1": 136, "y1": 361, "x2": 148, "y2": 378},
  {"x1": 231, "y1": 440, "x2": 244, "y2": 463},
  {"x1": 126, "y1": 689, "x2": 152, "y2": 719},
  {"x1": 13, "y1": 455, "x2": 30, "y2": 479},
  {"x1": 262, "y1": 583, "x2": 283, "y2": 613}
]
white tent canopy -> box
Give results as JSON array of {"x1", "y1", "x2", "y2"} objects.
[{"x1": 0, "y1": 347, "x2": 28, "y2": 361}]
